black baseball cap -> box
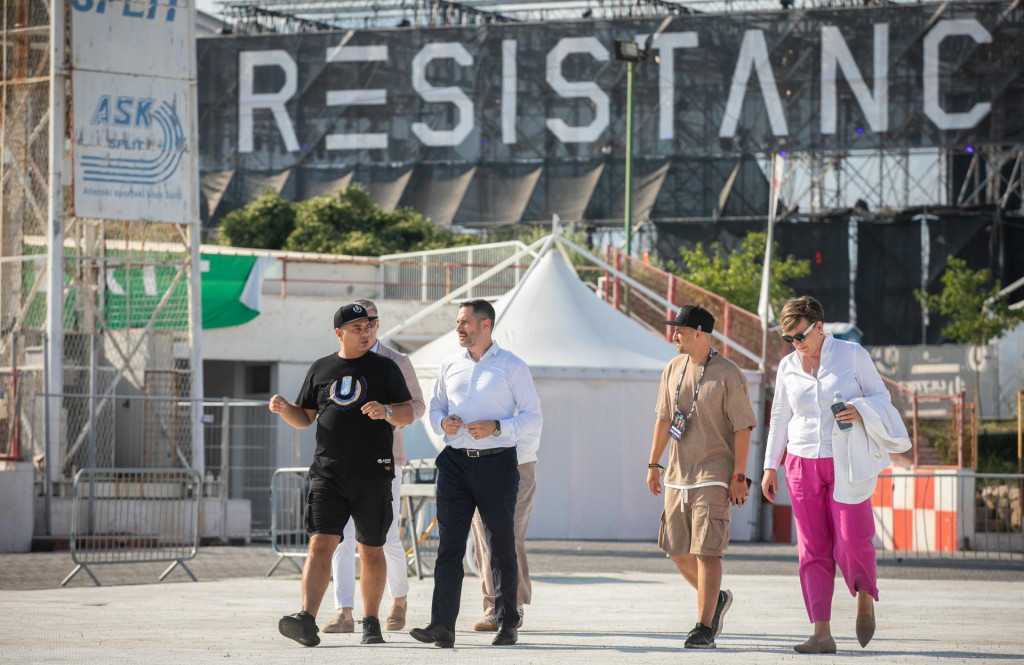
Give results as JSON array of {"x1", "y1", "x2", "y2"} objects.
[
  {"x1": 663, "y1": 304, "x2": 715, "y2": 333},
  {"x1": 334, "y1": 303, "x2": 370, "y2": 328}
]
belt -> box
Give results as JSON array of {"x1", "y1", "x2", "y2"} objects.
[{"x1": 449, "y1": 445, "x2": 513, "y2": 458}]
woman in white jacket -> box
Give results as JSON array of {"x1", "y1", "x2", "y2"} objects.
[{"x1": 761, "y1": 296, "x2": 888, "y2": 654}]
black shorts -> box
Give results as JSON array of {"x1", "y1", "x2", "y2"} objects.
[{"x1": 304, "y1": 474, "x2": 393, "y2": 547}]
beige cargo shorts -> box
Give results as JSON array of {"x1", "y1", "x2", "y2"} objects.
[{"x1": 658, "y1": 484, "x2": 731, "y2": 557}]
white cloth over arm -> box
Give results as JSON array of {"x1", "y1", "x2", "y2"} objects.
[{"x1": 831, "y1": 392, "x2": 912, "y2": 504}]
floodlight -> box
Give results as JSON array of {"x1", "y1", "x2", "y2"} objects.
[{"x1": 613, "y1": 40, "x2": 642, "y2": 63}]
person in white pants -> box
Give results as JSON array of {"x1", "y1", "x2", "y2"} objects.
[{"x1": 323, "y1": 300, "x2": 426, "y2": 634}]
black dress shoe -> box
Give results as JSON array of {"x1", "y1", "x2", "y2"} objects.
[
  {"x1": 492, "y1": 626, "x2": 518, "y2": 646},
  {"x1": 409, "y1": 622, "x2": 455, "y2": 648}
]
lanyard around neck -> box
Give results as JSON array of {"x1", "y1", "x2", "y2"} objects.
[{"x1": 673, "y1": 347, "x2": 717, "y2": 423}]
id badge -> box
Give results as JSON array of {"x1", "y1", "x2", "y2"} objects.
[{"x1": 668, "y1": 410, "x2": 687, "y2": 441}]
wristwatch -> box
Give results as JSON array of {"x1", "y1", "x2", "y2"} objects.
[
  {"x1": 731, "y1": 473, "x2": 746, "y2": 483},
  {"x1": 492, "y1": 420, "x2": 502, "y2": 437},
  {"x1": 383, "y1": 404, "x2": 393, "y2": 420}
]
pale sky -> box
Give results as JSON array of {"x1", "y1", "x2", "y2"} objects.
[{"x1": 196, "y1": 0, "x2": 221, "y2": 18}]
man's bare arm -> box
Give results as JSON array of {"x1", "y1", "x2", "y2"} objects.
[{"x1": 269, "y1": 394, "x2": 316, "y2": 429}]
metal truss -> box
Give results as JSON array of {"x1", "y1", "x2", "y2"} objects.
[
  {"x1": 220, "y1": 0, "x2": 520, "y2": 30},
  {"x1": 217, "y1": 0, "x2": 928, "y2": 31},
  {"x1": 955, "y1": 145, "x2": 1024, "y2": 212},
  {"x1": 761, "y1": 145, "x2": 1024, "y2": 221},
  {"x1": 2, "y1": 0, "x2": 202, "y2": 484}
]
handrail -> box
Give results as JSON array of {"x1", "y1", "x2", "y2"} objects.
[
  {"x1": 557, "y1": 236, "x2": 763, "y2": 366},
  {"x1": 380, "y1": 236, "x2": 548, "y2": 343},
  {"x1": 379, "y1": 240, "x2": 533, "y2": 261}
]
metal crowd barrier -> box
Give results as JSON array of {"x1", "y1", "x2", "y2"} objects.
[
  {"x1": 402, "y1": 460, "x2": 440, "y2": 580},
  {"x1": 61, "y1": 468, "x2": 202, "y2": 586},
  {"x1": 874, "y1": 471, "x2": 1023, "y2": 561},
  {"x1": 265, "y1": 461, "x2": 454, "y2": 579},
  {"x1": 267, "y1": 467, "x2": 310, "y2": 576}
]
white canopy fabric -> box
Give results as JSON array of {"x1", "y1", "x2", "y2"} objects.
[
  {"x1": 410, "y1": 247, "x2": 677, "y2": 377},
  {"x1": 404, "y1": 245, "x2": 762, "y2": 540}
]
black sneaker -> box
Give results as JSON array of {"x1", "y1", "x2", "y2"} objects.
[
  {"x1": 711, "y1": 589, "x2": 733, "y2": 639},
  {"x1": 279, "y1": 611, "x2": 320, "y2": 647},
  {"x1": 360, "y1": 616, "x2": 385, "y2": 644},
  {"x1": 684, "y1": 623, "x2": 716, "y2": 649}
]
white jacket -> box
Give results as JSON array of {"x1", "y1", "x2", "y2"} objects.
[{"x1": 830, "y1": 392, "x2": 912, "y2": 504}]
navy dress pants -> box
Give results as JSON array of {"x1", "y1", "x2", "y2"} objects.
[{"x1": 431, "y1": 445, "x2": 520, "y2": 632}]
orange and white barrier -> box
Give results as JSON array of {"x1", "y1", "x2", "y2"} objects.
[{"x1": 871, "y1": 469, "x2": 972, "y2": 553}]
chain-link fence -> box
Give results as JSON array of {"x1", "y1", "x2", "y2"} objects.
[{"x1": 2, "y1": 0, "x2": 53, "y2": 467}]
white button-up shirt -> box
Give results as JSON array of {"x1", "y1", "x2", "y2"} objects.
[
  {"x1": 764, "y1": 335, "x2": 890, "y2": 470},
  {"x1": 429, "y1": 342, "x2": 543, "y2": 460}
]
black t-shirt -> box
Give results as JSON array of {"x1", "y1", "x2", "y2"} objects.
[{"x1": 296, "y1": 351, "x2": 412, "y2": 480}]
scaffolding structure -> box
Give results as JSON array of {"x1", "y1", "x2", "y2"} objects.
[
  {"x1": 217, "y1": 0, "x2": 884, "y2": 28},
  {"x1": 201, "y1": 2, "x2": 1024, "y2": 230},
  {"x1": 0, "y1": 0, "x2": 204, "y2": 514}
]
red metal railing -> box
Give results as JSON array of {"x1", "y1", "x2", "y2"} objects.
[{"x1": 602, "y1": 247, "x2": 787, "y2": 374}]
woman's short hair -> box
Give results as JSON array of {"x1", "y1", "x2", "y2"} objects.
[{"x1": 779, "y1": 296, "x2": 825, "y2": 332}]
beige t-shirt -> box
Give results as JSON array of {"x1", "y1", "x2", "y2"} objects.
[{"x1": 655, "y1": 351, "x2": 758, "y2": 487}]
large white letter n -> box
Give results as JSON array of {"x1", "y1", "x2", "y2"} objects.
[{"x1": 238, "y1": 50, "x2": 300, "y2": 153}]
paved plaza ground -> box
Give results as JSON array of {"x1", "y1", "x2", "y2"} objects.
[{"x1": 1, "y1": 542, "x2": 1022, "y2": 663}]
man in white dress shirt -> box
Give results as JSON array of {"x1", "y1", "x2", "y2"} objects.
[{"x1": 410, "y1": 299, "x2": 542, "y2": 649}]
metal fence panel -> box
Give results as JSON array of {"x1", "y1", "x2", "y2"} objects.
[
  {"x1": 62, "y1": 468, "x2": 202, "y2": 586},
  {"x1": 201, "y1": 400, "x2": 280, "y2": 537},
  {"x1": 267, "y1": 467, "x2": 310, "y2": 576},
  {"x1": 265, "y1": 462, "x2": 455, "y2": 579},
  {"x1": 875, "y1": 472, "x2": 1023, "y2": 561}
]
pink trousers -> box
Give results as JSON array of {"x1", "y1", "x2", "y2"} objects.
[{"x1": 785, "y1": 454, "x2": 879, "y2": 623}]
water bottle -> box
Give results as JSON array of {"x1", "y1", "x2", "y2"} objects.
[{"x1": 831, "y1": 391, "x2": 852, "y2": 431}]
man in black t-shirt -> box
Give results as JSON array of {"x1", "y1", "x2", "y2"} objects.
[{"x1": 270, "y1": 303, "x2": 414, "y2": 648}]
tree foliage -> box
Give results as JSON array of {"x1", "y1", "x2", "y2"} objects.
[
  {"x1": 914, "y1": 256, "x2": 1024, "y2": 345},
  {"x1": 217, "y1": 185, "x2": 474, "y2": 256},
  {"x1": 672, "y1": 232, "x2": 811, "y2": 314},
  {"x1": 217, "y1": 189, "x2": 296, "y2": 250}
]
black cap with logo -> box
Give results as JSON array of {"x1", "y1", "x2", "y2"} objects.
[
  {"x1": 334, "y1": 303, "x2": 369, "y2": 328},
  {"x1": 663, "y1": 304, "x2": 716, "y2": 334}
]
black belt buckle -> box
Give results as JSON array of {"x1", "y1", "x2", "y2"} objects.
[{"x1": 466, "y1": 449, "x2": 481, "y2": 458}]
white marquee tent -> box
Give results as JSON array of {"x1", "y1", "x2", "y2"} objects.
[{"x1": 401, "y1": 244, "x2": 763, "y2": 540}]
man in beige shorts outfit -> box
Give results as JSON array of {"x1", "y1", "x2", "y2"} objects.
[
  {"x1": 646, "y1": 305, "x2": 756, "y2": 649},
  {"x1": 469, "y1": 453, "x2": 538, "y2": 631}
]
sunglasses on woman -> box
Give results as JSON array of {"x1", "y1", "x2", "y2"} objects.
[{"x1": 781, "y1": 320, "x2": 817, "y2": 344}]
